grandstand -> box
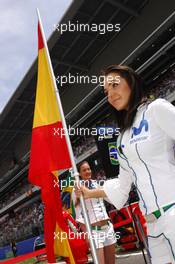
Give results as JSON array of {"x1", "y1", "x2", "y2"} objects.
[{"x1": 0, "y1": 0, "x2": 175, "y2": 262}]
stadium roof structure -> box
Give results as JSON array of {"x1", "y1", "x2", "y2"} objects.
[{"x1": 0, "y1": 0, "x2": 175, "y2": 180}]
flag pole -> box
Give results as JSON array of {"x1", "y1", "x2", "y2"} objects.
[{"x1": 36, "y1": 9, "x2": 99, "y2": 264}]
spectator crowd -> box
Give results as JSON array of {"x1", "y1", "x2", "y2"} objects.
[{"x1": 0, "y1": 202, "x2": 44, "y2": 247}]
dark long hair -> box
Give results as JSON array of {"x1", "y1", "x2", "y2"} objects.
[{"x1": 101, "y1": 65, "x2": 148, "y2": 131}]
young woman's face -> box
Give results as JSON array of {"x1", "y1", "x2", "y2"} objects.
[
  {"x1": 104, "y1": 72, "x2": 131, "y2": 111},
  {"x1": 79, "y1": 162, "x2": 92, "y2": 180}
]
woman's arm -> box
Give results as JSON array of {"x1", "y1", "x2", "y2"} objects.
[
  {"x1": 75, "y1": 185, "x2": 106, "y2": 199},
  {"x1": 75, "y1": 166, "x2": 133, "y2": 210},
  {"x1": 152, "y1": 99, "x2": 175, "y2": 140},
  {"x1": 79, "y1": 186, "x2": 106, "y2": 199},
  {"x1": 103, "y1": 167, "x2": 132, "y2": 210}
]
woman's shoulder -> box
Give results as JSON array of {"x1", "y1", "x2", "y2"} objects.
[
  {"x1": 146, "y1": 98, "x2": 175, "y2": 129},
  {"x1": 149, "y1": 98, "x2": 167, "y2": 106},
  {"x1": 146, "y1": 98, "x2": 170, "y2": 112},
  {"x1": 136, "y1": 98, "x2": 173, "y2": 120},
  {"x1": 137, "y1": 98, "x2": 165, "y2": 111}
]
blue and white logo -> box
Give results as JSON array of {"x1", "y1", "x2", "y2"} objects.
[
  {"x1": 130, "y1": 119, "x2": 149, "y2": 144},
  {"x1": 131, "y1": 119, "x2": 148, "y2": 138}
]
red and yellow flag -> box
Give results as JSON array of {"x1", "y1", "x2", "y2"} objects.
[
  {"x1": 28, "y1": 22, "x2": 75, "y2": 263},
  {"x1": 29, "y1": 24, "x2": 71, "y2": 186}
]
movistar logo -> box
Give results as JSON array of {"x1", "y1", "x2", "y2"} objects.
[{"x1": 131, "y1": 119, "x2": 148, "y2": 138}]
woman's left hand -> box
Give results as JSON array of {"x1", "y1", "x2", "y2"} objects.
[
  {"x1": 75, "y1": 184, "x2": 91, "y2": 199},
  {"x1": 74, "y1": 185, "x2": 82, "y2": 198}
]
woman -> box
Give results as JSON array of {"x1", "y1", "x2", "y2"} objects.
[
  {"x1": 77, "y1": 65, "x2": 175, "y2": 264},
  {"x1": 74, "y1": 161, "x2": 116, "y2": 264}
]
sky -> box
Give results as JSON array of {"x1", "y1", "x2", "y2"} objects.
[{"x1": 0, "y1": 0, "x2": 72, "y2": 113}]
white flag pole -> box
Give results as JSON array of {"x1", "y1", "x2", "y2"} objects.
[{"x1": 36, "y1": 9, "x2": 99, "y2": 264}]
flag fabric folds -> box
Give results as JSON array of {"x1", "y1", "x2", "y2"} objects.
[
  {"x1": 29, "y1": 23, "x2": 71, "y2": 187},
  {"x1": 28, "y1": 21, "x2": 75, "y2": 263}
]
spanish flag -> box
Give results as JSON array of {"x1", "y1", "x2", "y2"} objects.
[
  {"x1": 28, "y1": 24, "x2": 71, "y2": 186},
  {"x1": 29, "y1": 20, "x2": 75, "y2": 263}
]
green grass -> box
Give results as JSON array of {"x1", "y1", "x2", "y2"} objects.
[
  {"x1": 0, "y1": 257, "x2": 46, "y2": 264},
  {"x1": 0, "y1": 256, "x2": 63, "y2": 263},
  {"x1": 18, "y1": 257, "x2": 63, "y2": 263},
  {"x1": 18, "y1": 257, "x2": 36, "y2": 264}
]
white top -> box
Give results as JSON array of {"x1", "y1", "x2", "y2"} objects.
[
  {"x1": 103, "y1": 99, "x2": 175, "y2": 215},
  {"x1": 73, "y1": 180, "x2": 109, "y2": 224}
]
